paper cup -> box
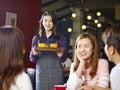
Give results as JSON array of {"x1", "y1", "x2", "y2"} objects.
[
  {"x1": 50, "y1": 43, "x2": 58, "y2": 48},
  {"x1": 38, "y1": 43, "x2": 47, "y2": 47},
  {"x1": 54, "y1": 85, "x2": 66, "y2": 90}
]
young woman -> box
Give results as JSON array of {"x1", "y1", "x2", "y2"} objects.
[
  {"x1": 29, "y1": 11, "x2": 67, "y2": 90},
  {"x1": 0, "y1": 26, "x2": 33, "y2": 90},
  {"x1": 66, "y1": 32, "x2": 109, "y2": 90}
]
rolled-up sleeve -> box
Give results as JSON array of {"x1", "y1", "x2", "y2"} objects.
[{"x1": 66, "y1": 63, "x2": 85, "y2": 90}]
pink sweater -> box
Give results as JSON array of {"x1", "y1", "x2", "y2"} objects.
[{"x1": 66, "y1": 59, "x2": 109, "y2": 90}]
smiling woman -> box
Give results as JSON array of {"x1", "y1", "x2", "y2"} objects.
[
  {"x1": 66, "y1": 32, "x2": 109, "y2": 90},
  {"x1": 29, "y1": 11, "x2": 67, "y2": 90}
]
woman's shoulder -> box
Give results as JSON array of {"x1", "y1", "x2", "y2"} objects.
[
  {"x1": 98, "y1": 58, "x2": 109, "y2": 66},
  {"x1": 32, "y1": 34, "x2": 40, "y2": 42},
  {"x1": 54, "y1": 34, "x2": 66, "y2": 42},
  {"x1": 10, "y1": 71, "x2": 33, "y2": 90},
  {"x1": 99, "y1": 58, "x2": 108, "y2": 62},
  {"x1": 97, "y1": 59, "x2": 109, "y2": 75},
  {"x1": 33, "y1": 34, "x2": 39, "y2": 39},
  {"x1": 15, "y1": 71, "x2": 31, "y2": 81}
]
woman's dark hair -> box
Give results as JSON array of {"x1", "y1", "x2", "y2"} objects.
[
  {"x1": 37, "y1": 11, "x2": 60, "y2": 42},
  {"x1": 39, "y1": 11, "x2": 58, "y2": 36},
  {"x1": 0, "y1": 26, "x2": 24, "y2": 90}
]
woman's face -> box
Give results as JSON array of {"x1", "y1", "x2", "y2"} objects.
[
  {"x1": 42, "y1": 15, "x2": 53, "y2": 31},
  {"x1": 76, "y1": 38, "x2": 94, "y2": 61}
]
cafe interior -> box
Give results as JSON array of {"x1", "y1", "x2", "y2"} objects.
[{"x1": 0, "y1": 0, "x2": 120, "y2": 89}]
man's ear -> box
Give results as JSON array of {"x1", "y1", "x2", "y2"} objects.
[{"x1": 110, "y1": 45, "x2": 115, "y2": 55}]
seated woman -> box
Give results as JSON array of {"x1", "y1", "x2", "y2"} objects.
[
  {"x1": 66, "y1": 32, "x2": 109, "y2": 90},
  {"x1": 0, "y1": 26, "x2": 33, "y2": 90}
]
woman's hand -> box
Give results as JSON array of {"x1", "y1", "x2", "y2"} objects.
[
  {"x1": 32, "y1": 46, "x2": 38, "y2": 55},
  {"x1": 75, "y1": 50, "x2": 86, "y2": 79},
  {"x1": 56, "y1": 48, "x2": 63, "y2": 57},
  {"x1": 76, "y1": 50, "x2": 85, "y2": 64}
]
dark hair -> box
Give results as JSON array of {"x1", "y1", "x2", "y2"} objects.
[
  {"x1": 102, "y1": 24, "x2": 120, "y2": 54},
  {"x1": 0, "y1": 26, "x2": 24, "y2": 90},
  {"x1": 38, "y1": 11, "x2": 58, "y2": 37}
]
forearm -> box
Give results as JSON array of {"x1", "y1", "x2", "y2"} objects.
[
  {"x1": 29, "y1": 52, "x2": 38, "y2": 62},
  {"x1": 76, "y1": 62, "x2": 85, "y2": 79},
  {"x1": 94, "y1": 86, "x2": 111, "y2": 90},
  {"x1": 29, "y1": 50, "x2": 42, "y2": 62},
  {"x1": 78, "y1": 85, "x2": 110, "y2": 90},
  {"x1": 67, "y1": 73, "x2": 84, "y2": 90}
]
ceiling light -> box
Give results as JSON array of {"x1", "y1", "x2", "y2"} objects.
[
  {"x1": 94, "y1": 19, "x2": 98, "y2": 24},
  {"x1": 87, "y1": 15, "x2": 92, "y2": 20},
  {"x1": 72, "y1": 12, "x2": 76, "y2": 18},
  {"x1": 81, "y1": 25, "x2": 87, "y2": 30},
  {"x1": 96, "y1": 12, "x2": 101, "y2": 16},
  {"x1": 97, "y1": 23, "x2": 102, "y2": 28},
  {"x1": 67, "y1": 27, "x2": 72, "y2": 32}
]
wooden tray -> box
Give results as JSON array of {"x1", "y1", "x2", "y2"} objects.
[{"x1": 35, "y1": 47, "x2": 62, "y2": 52}]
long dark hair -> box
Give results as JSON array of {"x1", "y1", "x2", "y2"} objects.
[
  {"x1": 0, "y1": 26, "x2": 24, "y2": 90},
  {"x1": 37, "y1": 11, "x2": 60, "y2": 42},
  {"x1": 39, "y1": 11, "x2": 58, "y2": 36}
]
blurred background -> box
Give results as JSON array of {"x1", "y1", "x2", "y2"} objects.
[
  {"x1": 42, "y1": 0, "x2": 120, "y2": 58},
  {"x1": 0, "y1": 0, "x2": 119, "y2": 68}
]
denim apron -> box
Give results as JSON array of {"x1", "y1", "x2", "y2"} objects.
[{"x1": 36, "y1": 51, "x2": 64, "y2": 90}]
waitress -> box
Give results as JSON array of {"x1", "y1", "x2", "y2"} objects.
[{"x1": 29, "y1": 11, "x2": 67, "y2": 90}]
